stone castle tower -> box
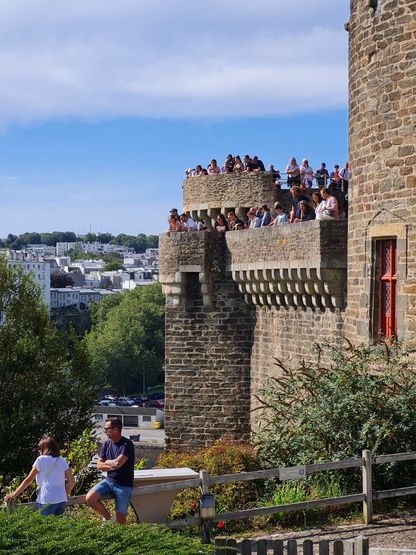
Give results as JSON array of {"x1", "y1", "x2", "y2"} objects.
[{"x1": 159, "y1": 0, "x2": 416, "y2": 450}]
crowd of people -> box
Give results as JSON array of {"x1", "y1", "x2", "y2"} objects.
[
  {"x1": 167, "y1": 183, "x2": 347, "y2": 234},
  {"x1": 185, "y1": 154, "x2": 349, "y2": 193}
]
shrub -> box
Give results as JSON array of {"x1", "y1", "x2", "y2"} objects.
[
  {"x1": 0, "y1": 509, "x2": 211, "y2": 555},
  {"x1": 259, "y1": 473, "x2": 352, "y2": 527},
  {"x1": 157, "y1": 441, "x2": 261, "y2": 528},
  {"x1": 254, "y1": 340, "x2": 416, "y2": 491}
]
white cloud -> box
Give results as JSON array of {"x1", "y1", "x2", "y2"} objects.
[{"x1": 0, "y1": 0, "x2": 349, "y2": 126}]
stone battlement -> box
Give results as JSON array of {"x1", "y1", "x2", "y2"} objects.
[
  {"x1": 160, "y1": 221, "x2": 347, "y2": 310},
  {"x1": 183, "y1": 172, "x2": 277, "y2": 224}
]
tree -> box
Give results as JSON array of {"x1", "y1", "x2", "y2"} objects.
[
  {"x1": 85, "y1": 284, "x2": 165, "y2": 393},
  {"x1": 97, "y1": 232, "x2": 114, "y2": 244},
  {"x1": 102, "y1": 261, "x2": 124, "y2": 272},
  {"x1": 6, "y1": 234, "x2": 17, "y2": 246},
  {"x1": 146, "y1": 235, "x2": 159, "y2": 249},
  {"x1": 83, "y1": 232, "x2": 97, "y2": 243},
  {"x1": 0, "y1": 257, "x2": 100, "y2": 479},
  {"x1": 50, "y1": 272, "x2": 74, "y2": 288},
  {"x1": 19, "y1": 232, "x2": 42, "y2": 246}
]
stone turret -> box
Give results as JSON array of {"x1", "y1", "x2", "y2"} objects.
[{"x1": 345, "y1": 0, "x2": 416, "y2": 341}]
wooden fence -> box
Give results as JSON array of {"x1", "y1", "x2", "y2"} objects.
[
  {"x1": 6, "y1": 449, "x2": 416, "y2": 543},
  {"x1": 213, "y1": 536, "x2": 369, "y2": 555}
]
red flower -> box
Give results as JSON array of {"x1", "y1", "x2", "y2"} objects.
[
  {"x1": 217, "y1": 521, "x2": 224, "y2": 529},
  {"x1": 191, "y1": 502, "x2": 197, "y2": 510}
]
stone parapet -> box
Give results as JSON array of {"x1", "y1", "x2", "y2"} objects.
[
  {"x1": 226, "y1": 221, "x2": 347, "y2": 310},
  {"x1": 160, "y1": 220, "x2": 347, "y2": 311},
  {"x1": 183, "y1": 173, "x2": 276, "y2": 224}
]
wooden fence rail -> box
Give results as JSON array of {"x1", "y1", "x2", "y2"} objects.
[{"x1": 6, "y1": 449, "x2": 416, "y2": 543}]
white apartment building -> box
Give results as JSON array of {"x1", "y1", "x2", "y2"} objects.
[
  {"x1": 27, "y1": 244, "x2": 56, "y2": 256},
  {"x1": 7, "y1": 259, "x2": 51, "y2": 307},
  {"x1": 81, "y1": 242, "x2": 134, "y2": 255},
  {"x1": 56, "y1": 242, "x2": 78, "y2": 256},
  {"x1": 50, "y1": 288, "x2": 116, "y2": 310}
]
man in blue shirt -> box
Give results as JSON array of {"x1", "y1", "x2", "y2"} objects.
[{"x1": 86, "y1": 418, "x2": 135, "y2": 524}]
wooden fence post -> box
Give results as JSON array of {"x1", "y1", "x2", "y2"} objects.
[
  {"x1": 362, "y1": 450, "x2": 373, "y2": 524},
  {"x1": 5, "y1": 500, "x2": 14, "y2": 515},
  {"x1": 199, "y1": 469, "x2": 213, "y2": 544}
]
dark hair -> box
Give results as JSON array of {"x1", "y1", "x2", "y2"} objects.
[
  {"x1": 274, "y1": 203, "x2": 283, "y2": 210},
  {"x1": 105, "y1": 418, "x2": 122, "y2": 431},
  {"x1": 262, "y1": 204, "x2": 269, "y2": 210},
  {"x1": 312, "y1": 192, "x2": 323, "y2": 206},
  {"x1": 38, "y1": 436, "x2": 60, "y2": 457},
  {"x1": 320, "y1": 187, "x2": 330, "y2": 195}
]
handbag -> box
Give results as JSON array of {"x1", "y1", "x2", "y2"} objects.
[{"x1": 36, "y1": 457, "x2": 59, "y2": 496}]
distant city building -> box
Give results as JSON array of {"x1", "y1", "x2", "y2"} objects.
[
  {"x1": 27, "y1": 244, "x2": 56, "y2": 256},
  {"x1": 56, "y1": 242, "x2": 78, "y2": 256},
  {"x1": 7, "y1": 258, "x2": 51, "y2": 307},
  {"x1": 50, "y1": 287, "x2": 116, "y2": 310}
]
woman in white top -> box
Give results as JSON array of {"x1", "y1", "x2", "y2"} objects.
[
  {"x1": 312, "y1": 191, "x2": 326, "y2": 220},
  {"x1": 4, "y1": 436, "x2": 74, "y2": 516}
]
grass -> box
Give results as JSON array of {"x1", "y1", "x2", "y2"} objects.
[{"x1": 0, "y1": 509, "x2": 211, "y2": 555}]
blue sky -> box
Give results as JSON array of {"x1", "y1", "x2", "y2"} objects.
[{"x1": 0, "y1": 1, "x2": 350, "y2": 237}]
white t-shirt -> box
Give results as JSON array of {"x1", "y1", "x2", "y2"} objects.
[
  {"x1": 34, "y1": 455, "x2": 69, "y2": 504},
  {"x1": 315, "y1": 200, "x2": 326, "y2": 220}
]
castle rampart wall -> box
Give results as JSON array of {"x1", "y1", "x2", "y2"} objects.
[{"x1": 160, "y1": 221, "x2": 347, "y2": 447}]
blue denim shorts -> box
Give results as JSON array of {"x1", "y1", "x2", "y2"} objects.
[
  {"x1": 36, "y1": 501, "x2": 67, "y2": 516},
  {"x1": 92, "y1": 478, "x2": 132, "y2": 515}
]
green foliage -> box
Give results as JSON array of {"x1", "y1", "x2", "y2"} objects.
[
  {"x1": 254, "y1": 341, "x2": 416, "y2": 491},
  {"x1": 134, "y1": 458, "x2": 147, "y2": 471},
  {"x1": 0, "y1": 509, "x2": 211, "y2": 555},
  {"x1": 157, "y1": 441, "x2": 261, "y2": 526},
  {"x1": 85, "y1": 284, "x2": 165, "y2": 393},
  {"x1": 1, "y1": 230, "x2": 158, "y2": 252},
  {"x1": 0, "y1": 258, "x2": 100, "y2": 481},
  {"x1": 61, "y1": 430, "x2": 101, "y2": 495},
  {"x1": 260, "y1": 474, "x2": 348, "y2": 527},
  {"x1": 102, "y1": 261, "x2": 124, "y2": 272}
]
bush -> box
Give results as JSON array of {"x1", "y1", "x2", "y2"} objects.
[
  {"x1": 0, "y1": 509, "x2": 211, "y2": 555},
  {"x1": 254, "y1": 340, "x2": 416, "y2": 492},
  {"x1": 259, "y1": 473, "x2": 353, "y2": 528},
  {"x1": 157, "y1": 441, "x2": 261, "y2": 529}
]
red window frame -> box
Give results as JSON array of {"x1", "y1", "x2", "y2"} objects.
[{"x1": 378, "y1": 239, "x2": 397, "y2": 339}]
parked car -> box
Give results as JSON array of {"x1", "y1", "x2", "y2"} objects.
[
  {"x1": 115, "y1": 397, "x2": 136, "y2": 407},
  {"x1": 97, "y1": 399, "x2": 117, "y2": 407}
]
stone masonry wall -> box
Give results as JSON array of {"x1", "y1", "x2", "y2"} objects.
[
  {"x1": 160, "y1": 222, "x2": 347, "y2": 448},
  {"x1": 159, "y1": 231, "x2": 254, "y2": 449},
  {"x1": 345, "y1": 0, "x2": 416, "y2": 341},
  {"x1": 250, "y1": 305, "x2": 345, "y2": 430},
  {"x1": 164, "y1": 277, "x2": 254, "y2": 449},
  {"x1": 183, "y1": 173, "x2": 276, "y2": 226}
]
